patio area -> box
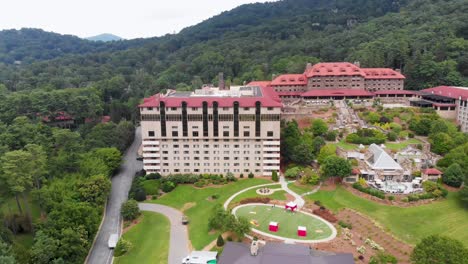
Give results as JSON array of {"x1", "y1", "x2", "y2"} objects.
[{"x1": 367, "y1": 180, "x2": 423, "y2": 194}]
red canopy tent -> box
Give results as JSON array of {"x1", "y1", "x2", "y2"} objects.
[
  {"x1": 285, "y1": 201, "x2": 297, "y2": 212},
  {"x1": 269, "y1": 221, "x2": 279, "y2": 232},
  {"x1": 297, "y1": 226, "x2": 307, "y2": 237}
]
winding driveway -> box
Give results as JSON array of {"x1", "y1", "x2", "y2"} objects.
[
  {"x1": 138, "y1": 203, "x2": 190, "y2": 264},
  {"x1": 86, "y1": 127, "x2": 142, "y2": 264}
]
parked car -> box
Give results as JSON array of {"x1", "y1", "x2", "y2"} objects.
[{"x1": 108, "y1": 234, "x2": 118, "y2": 249}]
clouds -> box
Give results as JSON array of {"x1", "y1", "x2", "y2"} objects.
[{"x1": 0, "y1": 0, "x2": 274, "y2": 39}]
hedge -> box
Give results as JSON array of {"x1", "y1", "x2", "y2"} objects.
[{"x1": 352, "y1": 182, "x2": 386, "y2": 199}]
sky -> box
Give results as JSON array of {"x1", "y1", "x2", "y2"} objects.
[{"x1": 0, "y1": 0, "x2": 275, "y2": 39}]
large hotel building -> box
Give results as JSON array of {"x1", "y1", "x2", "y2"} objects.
[{"x1": 139, "y1": 85, "x2": 282, "y2": 176}]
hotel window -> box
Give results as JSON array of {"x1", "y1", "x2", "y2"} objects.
[
  {"x1": 148, "y1": 131, "x2": 155, "y2": 137},
  {"x1": 223, "y1": 131, "x2": 229, "y2": 137},
  {"x1": 244, "y1": 131, "x2": 250, "y2": 137},
  {"x1": 172, "y1": 131, "x2": 178, "y2": 137},
  {"x1": 267, "y1": 131, "x2": 274, "y2": 137}
]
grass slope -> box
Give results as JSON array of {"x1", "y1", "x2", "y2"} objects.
[
  {"x1": 114, "y1": 212, "x2": 170, "y2": 264},
  {"x1": 306, "y1": 187, "x2": 468, "y2": 246},
  {"x1": 287, "y1": 183, "x2": 317, "y2": 195},
  {"x1": 151, "y1": 178, "x2": 272, "y2": 249}
]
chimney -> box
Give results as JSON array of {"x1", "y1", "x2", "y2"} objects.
[
  {"x1": 250, "y1": 240, "x2": 259, "y2": 256},
  {"x1": 354, "y1": 61, "x2": 361, "y2": 67},
  {"x1": 306, "y1": 63, "x2": 313, "y2": 71},
  {"x1": 218, "y1": 72, "x2": 225, "y2": 90}
]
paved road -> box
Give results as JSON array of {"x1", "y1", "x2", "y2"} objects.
[
  {"x1": 86, "y1": 127, "x2": 142, "y2": 264},
  {"x1": 138, "y1": 203, "x2": 190, "y2": 264}
]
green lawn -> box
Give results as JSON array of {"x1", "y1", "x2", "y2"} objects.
[
  {"x1": 151, "y1": 178, "x2": 272, "y2": 249},
  {"x1": 385, "y1": 138, "x2": 422, "y2": 151},
  {"x1": 287, "y1": 182, "x2": 317, "y2": 195},
  {"x1": 230, "y1": 185, "x2": 285, "y2": 204},
  {"x1": 114, "y1": 212, "x2": 170, "y2": 264},
  {"x1": 235, "y1": 205, "x2": 333, "y2": 240},
  {"x1": 306, "y1": 187, "x2": 468, "y2": 246},
  {"x1": 333, "y1": 139, "x2": 357, "y2": 150}
]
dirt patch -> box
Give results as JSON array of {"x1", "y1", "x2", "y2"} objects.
[
  {"x1": 320, "y1": 179, "x2": 338, "y2": 191},
  {"x1": 443, "y1": 184, "x2": 461, "y2": 192},
  {"x1": 181, "y1": 202, "x2": 196, "y2": 212},
  {"x1": 122, "y1": 216, "x2": 143, "y2": 234}
]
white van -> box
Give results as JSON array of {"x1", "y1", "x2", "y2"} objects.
[{"x1": 108, "y1": 234, "x2": 118, "y2": 249}]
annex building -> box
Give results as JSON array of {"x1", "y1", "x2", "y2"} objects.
[
  {"x1": 139, "y1": 85, "x2": 282, "y2": 176},
  {"x1": 266, "y1": 62, "x2": 405, "y2": 100}
]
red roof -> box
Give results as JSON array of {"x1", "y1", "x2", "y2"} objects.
[
  {"x1": 352, "y1": 168, "x2": 361, "y2": 175},
  {"x1": 421, "y1": 86, "x2": 468, "y2": 100},
  {"x1": 424, "y1": 168, "x2": 442, "y2": 175},
  {"x1": 271, "y1": 74, "x2": 307, "y2": 86},
  {"x1": 373, "y1": 90, "x2": 415, "y2": 95},
  {"x1": 305, "y1": 62, "x2": 365, "y2": 78},
  {"x1": 362, "y1": 68, "x2": 405, "y2": 79},
  {"x1": 301, "y1": 89, "x2": 374, "y2": 97},
  {"x1": 41, "y1": 111, "x2": 73, "y2": 122},
  {"x1": 247, "y1": 81, "x2": 271, "y2": 87},
  {"x1": 139, "y1": 86, "x2": 282, "y2": 108}
]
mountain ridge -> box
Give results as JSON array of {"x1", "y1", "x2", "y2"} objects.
[{"x1": 86, "y1": 33, "x2": 123, "y2": 42}]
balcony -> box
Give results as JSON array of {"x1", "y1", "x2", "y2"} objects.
[
  {"x1": 143, "y1": 147, "x2": 160, "y2": 152},
  {"x1": 143, "y1": 159, "x2": 160, "y2": 164},
  {"x1": 263, "y1": 165, "x2": 280, "y2": 171},
  {"x1": 143, "y1": 140, "x2": 160, "y2": 145},
  {"x1": 262, "y1": 141, "x2": 280, "y2": 146},
  {"x1": 143, "y1": 152, "x2": 161, "y2": 158},
  {"x1": 262, "y1": 147, "x2": 280, "y2": 152},
  {"x1": 263, "y1": 159, "x2": 280, "y2": 164},
  {"x1": 144, "y1": 165, "x2": 161, "y2": 170},
  {"x1": 263, "y1": 153, "x2": 280, "y2": 158}
]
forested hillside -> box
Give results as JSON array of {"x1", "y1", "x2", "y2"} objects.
[{"x1": 0, "y1": 0, "x2": 466, "y2": 101}]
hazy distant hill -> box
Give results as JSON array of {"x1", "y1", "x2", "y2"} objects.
[{"x1": 86, "y1": 33, "x2": 123, "y2": 42}]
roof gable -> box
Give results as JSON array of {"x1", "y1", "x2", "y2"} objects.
[{"x1": 368, "y1": 144, "x2": 403, "y2": 170}]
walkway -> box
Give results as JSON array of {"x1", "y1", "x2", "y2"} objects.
[
  {"x1": 86, "y1": 127, "x2": 142, "y2": 264},
  {"x1": 138, "y1": 203, "x2": 190, "y2": 264},
  {"x1": 223, "y1": 182, "x2": 281, "y2": 210},
  {"x1": 280, "y1": 176, "x2": 305, "y2": 209},
  {"x1": 300, "y1": 182, "x2": 322, "y2": 197}
]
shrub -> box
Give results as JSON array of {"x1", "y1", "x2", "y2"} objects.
[
  {"x1": 239, "y1": 197, "x2": 270, "y2": 204},
  {"x1": 145, "y1": 173, "x2": 161, "y2": 180},
  {"x1": 227, "y1": 236, "x2": 233, "y2": 241},
  {"x1": 401, "y1": 197, "x2": 409, "y2": 202},
  {"x1": 369, "y1": 252, "x2": 397, "y2": 264},
  {"x1": 408, "y1": 132, "x2": 415, "y2": 138},
  {"x1": 387, "y1": 195, "x2": 395, "y2": 201},
  {"x1": 121, "y1": 199, "x2": 140, "y2": 221},
  {"x1": 194, "y1": 180, "x2": 205, "y2": 188},
  {"x1": 161, "y1": 181, "x2": 176, "y2": 193},
  {"x1": 352, "y1": 182, "x2": 385, "y2": 199},
  {"x1": 239, "y1": 173, "x2": 244, "y2": 178},
  {"x1": 314, "y1": 200, "x2": 322, "y2": 207},
  {"x1": 225, "y1": 172, "x2": 237, "y2": 182},
  {"x1": 338, "y1": 220, "x2": 353, "y2": 229},
  {"x1": 312, "y1": 208, "x2": 337, "y2": 223},
  {"x1": 211, "y1": 194, "x2": 220, "y2": 200},
  {"x1": 387, "y1": 131, "x2": 397, "y2": 141},
  {"x1": 271, "y1": 170, "x2": 279, "y2": 182},
  {"x1": 152, "y1": 195, "x2": 158, "y2": 200},
  {"x1": 324, "y1": 131, "x2": 337, "y2": 141},
  {"x1": 134, "y1": 188, "x2": 147, "y2": 201},
  {"x1": 248, "y1": 172, "x2": 254, "y2": 178},
  {"x1": 114, "y1": 239, "x2": 132, "y2": 257},
  {"x1": 216, "y1": 235, "x2": 225, "y2": 247}
]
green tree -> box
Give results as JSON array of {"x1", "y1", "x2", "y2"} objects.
[
  {"x1": 216, "y1": 235, "x2": 225, "y2": 247},
  {"x1": 76, "y1": 175, "x2": 111, "y2": 206},
  {"x1": 291, "y1": 142, "x2": 315, "y2": 165},
  {"x1": 0, "y1": 240, "x2": 16, "y2": 264},
  {"x1": 284, "y1": 167, "x2": 301, "y2": 179},
  {"x1": 92, "y1": 148, "x2": 122, "y2": 174},
  {"x1": 121, "y1": 200, "x2": 140, "y2": 221},
  {"x1": 271, "y1": 170, "x2": 278, "y2": 182},
  {"x1": 310, "y1": 119, "x2": 328, "y2": 137},
  {"x1": 411, "y1": 235, "x2": 468, "y2": 264},
  {"x1": 281, "y1": 120, "x2": 301, "y2": 162},
  {"x1": 0, "y1": 150, "x2": 34, "y2": 214},
  {"x1": 30, "y1": 231, "x2": 60, "y2": 264},
  {"x1": 321, "y1": 156, "x2": 352, "y2": 179},
  {"x1": 430, "y1": 132, "x2": 454, "y2": 155},
  {"x1": 443, "y1": 163, "x2": 464, "y2": 188},
  {"x1": 317, "y1": 144, "x2": 337, "y2": 164}
]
